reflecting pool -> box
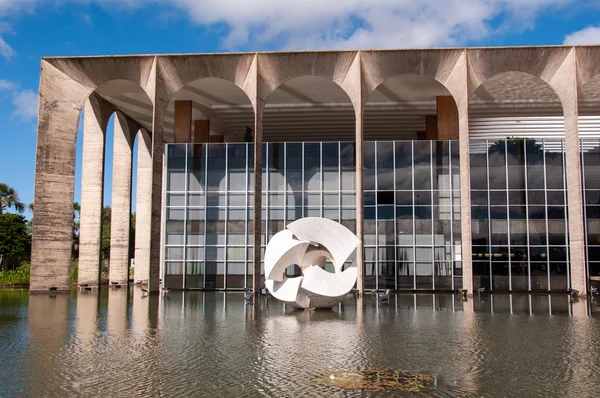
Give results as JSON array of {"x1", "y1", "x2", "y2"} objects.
[{"x1": 1, "y1": 289, "x2": 599, "y2": 397}]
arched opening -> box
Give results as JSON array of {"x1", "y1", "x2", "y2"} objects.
[
  {"x1": 261, "y1": 74, "x2": 357, "y2": 288},
  {"x1": 468, "y1": 72, "x2": 568, "y2": 292},
  {"x1": 76, "y1": 80, "x2": 153, "y2": 287},
  {"x1": 163, "y1": 78, "x2": 254, "y2": 290},
  {"x1": 578, "y1": 75, "x2": 600, "y2": 292},
  {"x1": 362, "y1": 74, "x2": 461, "y2": 291}
]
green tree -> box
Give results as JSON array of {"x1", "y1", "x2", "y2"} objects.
[
  {"x1": 72, "y1": 202, "x2": 81, "y2": 258},
  {"x1": 0, "y1": 183, "x2": 25, "y2": 214},
  {"x1": 0, "y1": 213, "x2": 31, "y2": 271},
  {"x1": 101, "y1": 206, "x2": 111, "y2": 262}
]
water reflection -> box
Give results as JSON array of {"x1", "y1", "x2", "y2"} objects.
[{"x1": 0, "y1": 291, "x2": 598, "y2": 397}]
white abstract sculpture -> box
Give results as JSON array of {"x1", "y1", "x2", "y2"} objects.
[{"x1": 264, "y1": 217, "x2": 360, "y2": 309}]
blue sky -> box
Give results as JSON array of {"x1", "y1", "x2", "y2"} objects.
[{"x1": 0, "y1": 0, "x2": 599, "y2": 219}]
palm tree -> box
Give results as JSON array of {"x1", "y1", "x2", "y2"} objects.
[{"x1": 0, "y1": 183, "x2": 25, "y2": 215}]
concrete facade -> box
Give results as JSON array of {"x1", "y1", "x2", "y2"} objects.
[{"x1": 32, "y1": 46, "x2": 600, "y2": 295}]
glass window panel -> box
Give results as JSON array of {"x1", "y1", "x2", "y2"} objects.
[
  {"x1": 545, "y1": 148, "x2": 564, "y2": 190},
  {"x1": 306, "y1": 208, "x2": 320, "y2": 217},
  {"x1": 305, "y1": 193, "x2": 320, "y2": 206},
  {"x1": 527, "y1": 191, "x2": 545, "y2": 205},
  {"x1": 188, "y1": 209, "x2": 205, "y2": 221},
  {"x1": 206, "y1": 192, "x2": 226, "y2": 206},
  {"x1": 377, "y1": 206, "x2": 394, "y2": 220},
  {"x1": 469, "y1": 149, "x2": 488, "y2": 190},
  {"x1": 227, "y1": 247, "x2": 245, "y2": 261},
  {"x1": 205, "y1": 221, "x2": 226, "y2": 245},
  {"x1": 269, "y1": 193, "x2": 284, "y2": 207},
  {"x1": 323, "y1": 208, "x2": 339, "y2": 220},
  {"x1": 471, "y1": 191, "x2": 488, "y2": 206},
  {"x1": 414, "y1": 206, "x2": 432, "y2": 220},
  {"x1": 377, "y1": 141, "x2": 394, "y2": 191},
  {"x1": 168, "y1": 194, "x2": 185, "y2": 207},
  {"x1": 342, "y1": 193, "x2": 355, "y2": 206},
  {"x1": 506, "y1": 140, "x2": 525, "y2": 190},
  {"x1": 166, "y1": 262, "x2": 184, "y2": 275},
  {"x1": 509, "y1": 190, "x2": 526, "y2": 206},
  {"x1": 363, "y1": 141, "x2": 376, "y2": 191},
  {"x1": 206, "y1": 247, "x2": 225, "y2": 261},
  {"x1": 339, "y1": 208, "x2": 356, "y2": 221},
  {"x1": 188, "y1": 193, "x2": 205, "y2": 207},
  {"x1": 166, "y1": 247, "x2": 184, "y2": 261},
  {"x1": 489, "y1": 192, "x2": 507, "y2": 206},
  {"x1": 304, "y1": 143, "x2": 321, "y2": 191},
  {"x1": 206, "y1": 208, "x2": 226, "y2": 221},
  {"x1": 413, "y1": 141, "x2": 431, "y2": 190},
  {"x1": 323, "y1": 193, "x2": 339, "y2": 206},
  {"x1": 168, "y1": 171, "x2": 186, "y2": 191},
  {"x1": 168, "y1": 209, "x2": 185, "y2": 221},
  {"x1": 186, "y1": 247, "x2": 204, "y2": 261},
  {"x1": 228, "y1": 193, "x2": 246, "y2": 207},
  {"x1": 488, "y1": 143, "x2": 507, "y2": 189},
  {"x1": 187, "y1": 233, "x2": 205, "y2": 246},
  {"x1": 226, "y1": 208, "x2": 244, "y2": 221}
]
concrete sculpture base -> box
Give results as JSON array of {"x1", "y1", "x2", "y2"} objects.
[{"x1": 264, "y1": 217, "x2": 360, "y2": 309}]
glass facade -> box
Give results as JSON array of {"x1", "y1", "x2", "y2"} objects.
[
  {"x1": 470, "y1": 139, "x2": 570, "y2": 291},
  {"x1": 163, "y1": 141, "x2": 461, "y2": 291},
  {"x1": 581, "y1": 138, "x2": 600, "y2": 289},
  {"x1": 363, "y1": 141, "x2": 462, "y2": 290}
]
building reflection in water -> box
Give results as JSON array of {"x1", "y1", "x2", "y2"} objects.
[
  {"x1": 17, "y1": 290, "x2": 600, "y2": 396},
  {"x1": 107, "y1": 288, "x2": 128, "y2": 335},
  {"x1": 75, "y1": 290, "x2": 100, "y2": 345},
  {"x1": 27, "y1": 293, "x2": 71, "y2": 396}
]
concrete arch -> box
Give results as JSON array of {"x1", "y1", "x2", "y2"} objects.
[
  {"x1": 164, "y1": 76, "x2": 255, "y2": 143},
  {"x1": 361, "y1": 49, "x2": 467, "y2": 105},
  {"x1": 466, "y1": 47, "x2": 573, "y2": 109},
  {"x1": 257, "y1": 52, "x2": 361, "y2": 113},
  {"x1": 156, "y1": 54, "x2": 258, "y2": 114},
  {"x1": 468, "y1": 71, "x2": 564, "y2": 140},
  {"x1": 262, "y1": 74, "x2": 357, "y2": 142},
  {"x1": 364, "y1": 73, "x2": 457, "y2": 140}
]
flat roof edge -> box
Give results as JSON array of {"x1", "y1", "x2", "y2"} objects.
[{"x1": 41, "y1": 44, "x2": 600, "y2": 60}]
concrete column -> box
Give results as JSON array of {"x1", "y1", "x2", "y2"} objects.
[
  {"x1": 355, "y1": 105, "x2": 365, "y2": 296},
  {"x1": 109, "y1": 114, "x2": 135, "y2": 285},
  {"x1": 134, "y1": 129, "x2": 153, "y2": 284},
  {"x1": 446, "y1": 51, "x2": 473, "y2": 295},
  {"x1": 78, "y1": 95, "x2": 112, "y2": 287},
  {"x1": 174, "y1": 100, "x2": 192, "y2": 143},
  {"x1": 148, "y1": 116, "x2": 166, "y2": 294},
  {"x1": 194, "y1": 119, "x2": 210, "y2": 143},
  {"x1": 253, "y1": 107, "x2": 264, "y2": 294},
  {"x1": 31, "y1": 61, "x2": 91, "y2": 292},
  {"x1": 549, "y1": 49, "x2": 586, "y2": 295},
  {"x1": 437, "y1": 96, "x2": 459, "y2": 140}
]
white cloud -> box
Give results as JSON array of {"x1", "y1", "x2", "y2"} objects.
[
  {"x1": 0, "y1": 35, "x2": 14, "y2": 58},
  {"x1": 0, "y1": 0, "x2": 590, "y2": 51},
  {"x1": 11, "y1": 88, "x2": 37, "y2": 121},
  {"x1": 564, "y1": 26, "x2": 600, "y2": 45},
  {"x1": 0, "y1": 79, "x2": 37, "y2": 121},
  {"x1": 0, "y1": 78, "x2": 17, "y2": 90}
]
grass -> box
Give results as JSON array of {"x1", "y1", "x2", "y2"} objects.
[
  {"x1": 0, "y1": 259, "x2": 110, "y2": 287},
  {"x1": 0, "y1": 263, "x2": 30, "y2": 287}
]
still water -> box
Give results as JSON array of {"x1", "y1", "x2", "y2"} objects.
[{"x1": 1, "y1": 288, "x2": 599, "y2": 397}]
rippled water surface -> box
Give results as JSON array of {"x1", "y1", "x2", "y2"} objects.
[{"x1": 1, "y1": 289, "x2": 600, "y2": 397}]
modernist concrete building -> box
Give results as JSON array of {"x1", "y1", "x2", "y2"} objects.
[{"x1": 31, "y1": 46, "x2": 600, "y2": 296}]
